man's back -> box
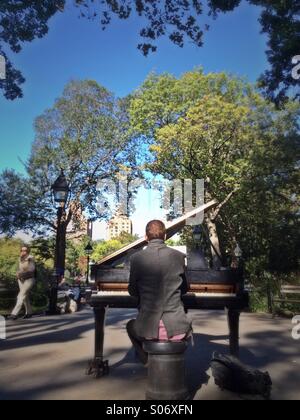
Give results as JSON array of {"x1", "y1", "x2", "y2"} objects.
[{"x1": 129, "y1": 239, "x2": 191, "y2": 339}]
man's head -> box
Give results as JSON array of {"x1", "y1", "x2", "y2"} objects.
[
  {"x1": 146, "y1": 220, "x2": 166, "y2": 242},
  {"x1": 20, "y1": 245, "x2": 30, "y2": 259}
]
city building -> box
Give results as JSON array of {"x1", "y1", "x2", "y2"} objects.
[{"x1": 107, "y1": 210, "x2": 133, "y2": 240}]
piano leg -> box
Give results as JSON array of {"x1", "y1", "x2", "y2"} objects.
[
  {"x1": 86, "y1": 306, "x2": 109, "y2": 378},
  {"x1": 227, "y1": 309, "x2": 240, "y2": 357}
]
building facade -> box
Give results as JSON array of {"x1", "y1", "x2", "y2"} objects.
[{"x1": 107, "y1": 211, "x2": 133, "y2": 240}]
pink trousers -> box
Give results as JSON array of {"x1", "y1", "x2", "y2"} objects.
[{"x1": 156, "y1": 320, "x2": 186, "y2": 341}]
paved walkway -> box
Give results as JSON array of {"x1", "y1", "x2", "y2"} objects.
[{"x1": 0, "y1": 308, "x2": 299, "y2": 400}]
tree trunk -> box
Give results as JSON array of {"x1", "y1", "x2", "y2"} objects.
[{"x1": 206, "y1": 214, "x2": 222, "y2": 269}]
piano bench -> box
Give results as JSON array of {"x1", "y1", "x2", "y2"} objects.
[{"x1": 143, "y1": 340, "x2": 190, "y2": 400}]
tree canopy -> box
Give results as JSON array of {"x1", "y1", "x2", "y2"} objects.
[
  {"x1": 129, "y1": 69, "x2": 300, "y2": 274},
  {"x1": 92, "y1": 232, "x2": 139, "y2": 263},
  {"x1": 0, "y1": 79, "x2": 138, "y2": 236},
  {"x1": 253, "y1": 0, "x2": 300, "y2": 105},
  {"x1": 0, "y1": 237, "x2": 22, "y2": 278},
  {"x1": 0, "y1": 1, "x2": 299, "y2": 103}
]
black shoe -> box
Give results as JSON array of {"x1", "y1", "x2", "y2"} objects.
[
  {"x1": 7, "y1": 315, "x2": 18, "y2": 321},
  {"x1": 22, "y1": 314, "x2": 33, "y2": 320}
]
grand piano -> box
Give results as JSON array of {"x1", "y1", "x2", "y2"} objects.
[{"x1": 87, "y1": 201, "x2": 249, "y2": 378}]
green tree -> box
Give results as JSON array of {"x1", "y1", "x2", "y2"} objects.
[
  {"x1": 0, "y1": 170, "x2": 36, "y2": 236},
  {"x1": 166, "y1": 238, "x2": 186, "y2": 247},
  {"x1": 92, "y1": 239, "x2": 124, "y2": 262},
  {"x1": 0, "y1": 237, "x2": 22, "y2": 279},
  {"x1": 117, "y1": 231, "x2": 139, "y2": 244},
  {"x1": 0, "y1": 79, "x2": 138, "y2": 274},
  {"x1": 92, "y1": 233, "x2": 139, "y2": 262},
  {"x1": 65, "y1": 240, "x2": 83, "y2": 277},
  {"x1": 30, "y1": 237, "x2": 55, "y2": 266},
  {"x1": 0, "y1": 238, "x2": 22, "y2": 311},
  {"x1": 129, "y1": 70, "x2": 300, "y2": 276},
  {"x1": 65, "y1": 235, "x2": 95, "y2": 277},
  {"x1": 252, "y1": 0, "x2": 300, "y2": 105}
]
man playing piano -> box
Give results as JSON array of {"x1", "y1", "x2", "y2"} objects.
[{"x1": 127, "y1": 220, "x2": 192, "y2": 365}]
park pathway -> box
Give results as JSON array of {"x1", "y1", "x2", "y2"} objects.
[{"x1": 0, "y1": 308, "x2": 299, "y2": 400}]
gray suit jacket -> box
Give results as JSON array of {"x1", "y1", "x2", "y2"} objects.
[{"x1": 128, "y1": 239, "x2": 191, "y2": 339}]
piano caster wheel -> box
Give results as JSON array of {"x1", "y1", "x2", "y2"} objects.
[
  {"x1": 86, "y1": 359, "x2": 109, "y2": 378},
  {"x1": 95, "y1": 360, "x2": 109, "y2": 378}
]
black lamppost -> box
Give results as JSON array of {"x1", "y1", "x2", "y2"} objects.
[
  {"x1": 84, "y1": 243, "x2": 93, "y2": 286},
  {"x1": 48, "y1": 170, "x2": 70, "y2": 315}
]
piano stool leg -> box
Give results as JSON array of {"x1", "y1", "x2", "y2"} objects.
[
  {"x1": 86, "y1": 306, "x2": 109, "y2": 379},
  {"x1": 226, "y1": 309, "x2": 241, "y2": 358}
]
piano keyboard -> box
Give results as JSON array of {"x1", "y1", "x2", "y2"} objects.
[
  {"x1": 96, "y1": 291, "x2": 131, "y2": 296},
  {"x1": 192, "y1": 293, "x2": 236, "y2": 297},
  {"x1": 95, "y1": 291, "x2": 237, "y2": 298}
]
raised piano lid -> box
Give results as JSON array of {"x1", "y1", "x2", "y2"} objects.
[{"x1": 92, "y1": 200, "x2": 217, "y2": 270}]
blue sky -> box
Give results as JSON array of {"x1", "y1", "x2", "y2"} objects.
[{"x1": 0, "y1": 1, "x2": 268, "y2": 238}]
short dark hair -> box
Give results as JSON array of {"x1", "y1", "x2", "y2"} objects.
[
  {"x1": 146, "y1": 220, "x2": 166, "y2": 241},
  {"x1": 21, "y1": 245, "x2": 30, "y2": 253}
]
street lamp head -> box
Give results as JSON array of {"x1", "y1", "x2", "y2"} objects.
[
  {"x1": 85, "y1": 243, "x2": 93, "y2": 256},
  {"x1": 193, "y1": 225, "x2": 202, "y2": 242},
  {"x1": 52, "y1": 169, "x2": 70, "y2": 207},
  {"x1": 234, "y1": 244, "x2": 243, "y2": 258}
]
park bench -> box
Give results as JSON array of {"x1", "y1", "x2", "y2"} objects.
[
  {"x1": 0, "y1": 283, "x2": 18, "y2": 313},
  {"x1": 272, "y1": 285, "x2": 300, "y2": 317},
  {"x1": 1, "y1": 282, "x2": 50, "y2": 315}
]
